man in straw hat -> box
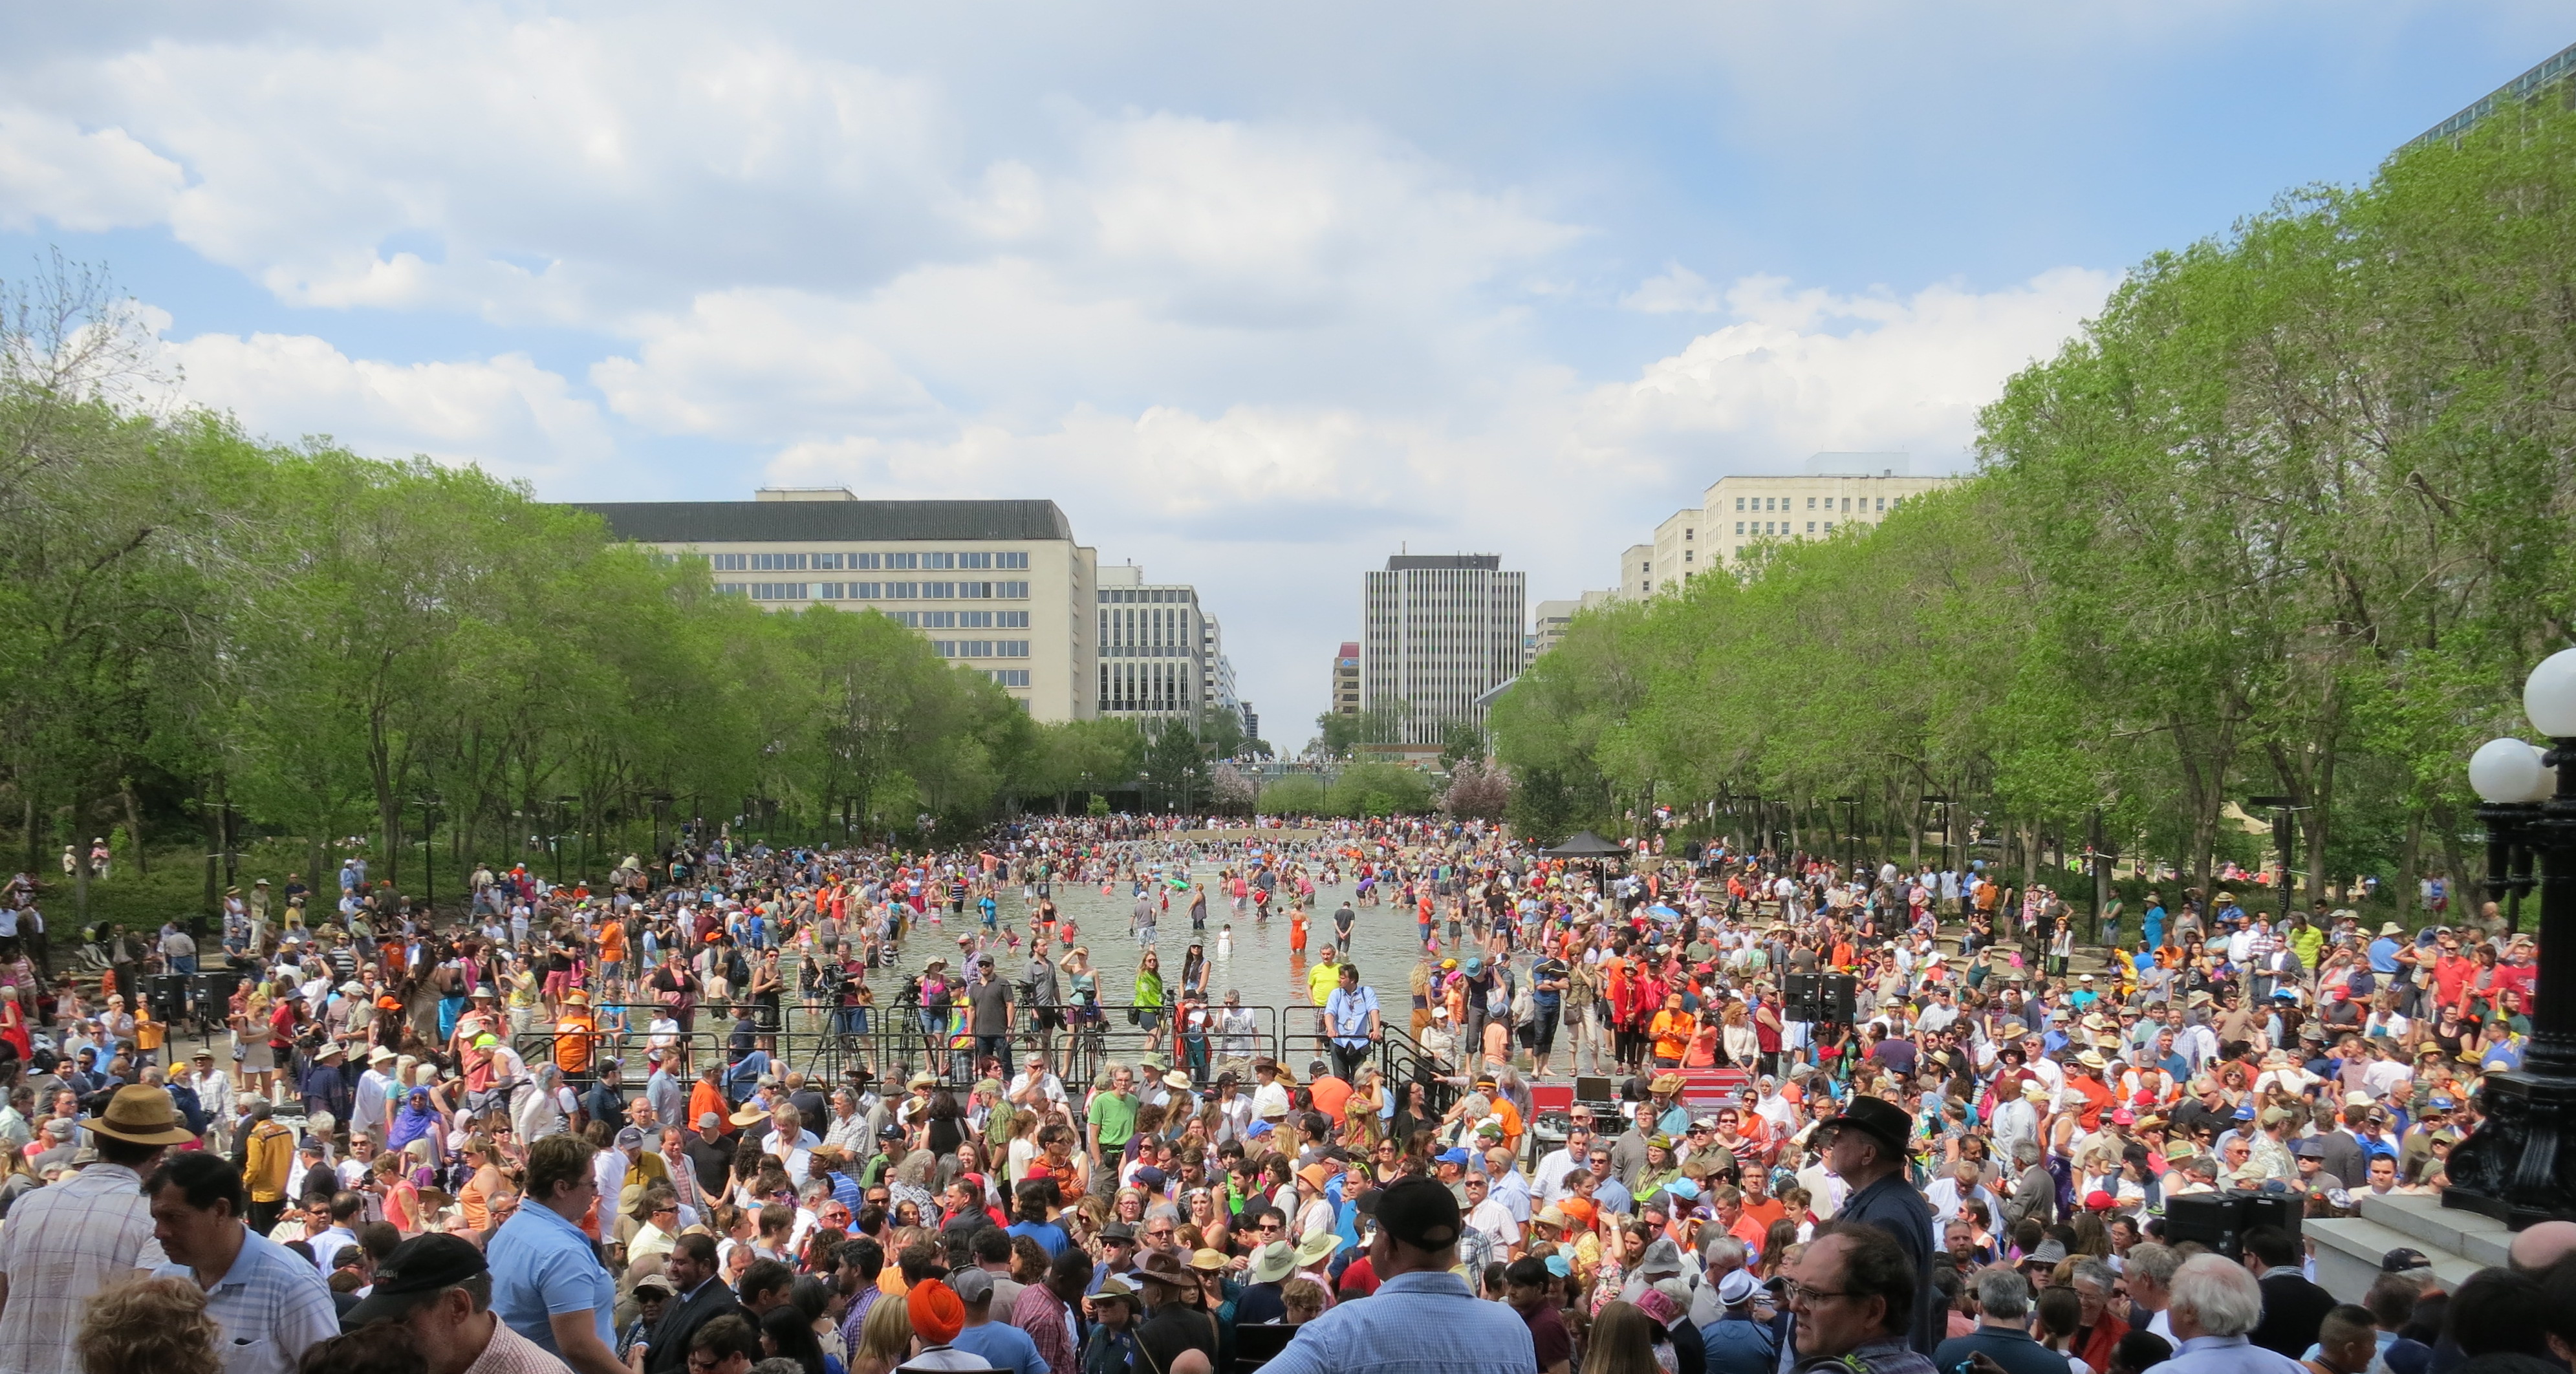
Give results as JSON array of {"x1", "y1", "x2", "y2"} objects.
[{"x1": 0, "y1": 1084, "x2": 199, "y2": 1374}]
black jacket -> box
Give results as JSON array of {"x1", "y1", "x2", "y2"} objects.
[
  {"x1": 2250, "y1": 1270, "x2": 2336, "y2": 1358},
  {"x1": 644, "y1": 1276, "x2": 742, "y2": 1374}
]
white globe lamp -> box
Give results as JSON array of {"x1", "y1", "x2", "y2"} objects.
[
  {"x1": 2524, "y1": 647, "x2": 2576, "y2": 738},
  {"x1": 2469, "y1": 736, "x2": 2548, "y2": 805}
]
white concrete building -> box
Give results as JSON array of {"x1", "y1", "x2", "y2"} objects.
[
  {"x1": 1362, "y1": 554, "x2": 1527, "y2": 746},
  {"x1": 574, "y1": 488, "x2": 1096, "y2": 721}
]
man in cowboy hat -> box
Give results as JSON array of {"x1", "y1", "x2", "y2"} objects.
[
  {"x1": 0, "y1": 1086, "x2": 197, "y2": 1374},
  {"x1": 343, "y1": 1232, "x2": 565, "y2": 1374},
  {"x1": 1814, "y1": 1094, "x2": 1940, "y2": 1355},
  {"x1": 1130, "y1": 1249, "x2": 1220, "y2": 1374}
]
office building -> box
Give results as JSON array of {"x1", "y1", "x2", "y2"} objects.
[
  {"x1": 1620, "y1": 454, "x2": 1956, "y2": 597},
  {"x1": 1200, "y1": 614, "x2": 1246, "y2": 736},
  {"x1": 572, "y1": 488, "x2": 1095, "y2": 720},
  {"x1": 1096, "y1": 563, "x2": 1214, "y2": 730},
  {"x1": 1533, "y1": 590, "x2": 1617, "y2": 658},
  {"x1": 1361, "y1": 554, "x2": 1527, "y2": 746},
  {"x1": 2407, "y1": 41, "x2": 2576, "y2": 150},
  {"x1": 1330, "y1": 641, "x2": 1361, "y2": 716},
  {"x1": 1620, "y1": 543, "x2": 1654, "y2": 599}
]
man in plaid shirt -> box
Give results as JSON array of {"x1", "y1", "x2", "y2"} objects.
[{"x1": 2244, "y1": 918, "x2": 2282, "y2": 1002}]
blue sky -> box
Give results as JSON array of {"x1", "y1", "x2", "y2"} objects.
[{"x1": 0, "y1": 3, "x2": 2564, "y2": 739}]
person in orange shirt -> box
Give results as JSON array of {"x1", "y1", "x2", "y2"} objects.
[
  {"x1": 597, "y1": 918, "x2": 627, "y2": 998},
  {"x1": 687, "y1": 1064, "x2": 729, "y2": 1139},
  {"x1": 1289, "y1": 908, "x2": 1308, "y2": 953},
  {"x1": 2068, "y1": 1051, "x2": 2116, "y2": 1129},
  {"x1": 554, "y1": 989, "x2": 598, "y2": 1075},
  {"x1": 1649, "y1": 994, "x2": 1696, "y2": 1068}
]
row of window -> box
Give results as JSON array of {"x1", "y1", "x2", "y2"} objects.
[
  {"x1": 715, "y1": 581, "x2": 1034, "y2": 601},
  {"x1": 886, "y1": 610, "x2": 1030, "y2": 629},
  {"x1": 708, "y1": 550, "x2": 1032, "y2": 572},
  {"x1": 988, "y1": 670, "x2": 1032, "y2": 687},
  {"x1": 931, "y1": 640, "x2": 1030, "y2": 658},
  {"x1": 1099, "y1": 588, "x2": 1193, "y2": 604},
  {"x1": 1732, "y1": 495, "x2": 1900, "y2": 513},
  {"x1": 1104, "y1": 646, "x2": 1192, "y2": 658},
  {"x1": 1734, "y1": 520, "x2": 1870, "y2": 537}
]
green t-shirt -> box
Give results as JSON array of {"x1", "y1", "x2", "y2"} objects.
[{"x1": 1092, "y1": 1090, "x2": 1138, "y2": 1148}]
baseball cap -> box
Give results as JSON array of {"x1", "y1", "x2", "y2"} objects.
[
  {"x1": 948, "y1": 1268, "x2": 996, "y2": 1305},
  {"x1": 1372, "y1": 1175, "x2": 1464, "y2": 1252},
  {"x1": 2382, "y1": 1247, "x2": 2433, "y2": 1274},
  {"x1": 343, "y1": 1234, "x2": 488, "y2": 1326}
]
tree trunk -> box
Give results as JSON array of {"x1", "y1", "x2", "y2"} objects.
[
  {"x1": 2396, "y1": 808, "x2": 2423, "y2": 921},
  {"x1": 121, "y1": 784, "x2": 146, "y2": 876}
]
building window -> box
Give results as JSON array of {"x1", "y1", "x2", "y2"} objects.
[
  {"x1": 1734, "y1": 497, "x2": 1744, "y2": 511},
  {"x1": 931, "y1": 639, "x2": 957, "y2": 656},
  {"x1": 997, "y1": 551, "x2": 1029, "y2": 570},
  {"x1": 957, "y1": 581, "x2": 993, "y2": 599},
  {"x1": 810, "y1": 552, "x2": 845, "y2": 570},
  {"x1": 990, "y1": 669, "x2": 1030, "y2": 687},
  {"x1": 1824, "y1": 522, "x2": 1835, "y2": 533},
  {"x1": 1683, "y1": 551, "x2": 1693, "y2": 563},
  {"x1": 1805, "y1": 521, "x2": 1815, "y2": 533},
  {"x1": 1876, "y1": 497, "x2": 1885, "y2": 511},
  {"x1": 957, "y1": 552, "x2": 992, "y2": 569},
  {"x1": 711, "y1": 553, "x2": 749, "y2": 572},
  {"x1": 848, "y1": 552, "x2": 882, "y2": 569},
  {"x1": 817, "y1": 583, "x2": 845, "y2": 600},
  {"x1": 924, "y1": 552, "x2": 957, "y2": 570},
  {"x1": 957, "y1": 610, "x2": 992, "y2": 628},
  {"x1": 883, "y1": 552, "x2": 920, "y2": 570},
  {"x1": 1735, "y1": 522, "x2": 1744, "y2": 535},
  {"x1": 883, "y1": 582, "x2": 918, "y2": 599},
  {"x1": 750, "y1": 553, "x2": 805, "y2": 571},
  {"x1": 921, "y1": 581, "x2": 955, "y2": 599},
  {"x1": 715, "y1": 582, "x2": 748, "y2": 596},
  {"x1": 1683, "y1": 528, "x2": 1693, "y2": 539},
  {"x1": 997, "y1": 640, "x2": 1030, "y2": 658},
  {"x1": 750, "y1": 583, "x2": 808, "y2": 600}
]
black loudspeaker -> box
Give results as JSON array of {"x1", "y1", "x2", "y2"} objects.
[
  {"x1": 1784, "y1": 974, "x2": 1821, "y2": 1022},
  {"x1": 1819, "y1": 974, "x2": 1858, "y2": 1025},
  {"x1": 2163, "y1": 1190, "x2": 2300, "y2": 1260},
  {"x1": 148, "y1": 973, "x2": 191, "y2": 1021},
  {"x1": 193, "y1": 970, "x2": 241, "y2": 1008}
]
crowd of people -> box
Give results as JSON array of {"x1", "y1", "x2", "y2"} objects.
[{"x1": 0, "y1": 817, "x2": 2567, "y2": 1374}]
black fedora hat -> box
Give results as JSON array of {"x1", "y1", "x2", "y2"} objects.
[{"x1": 1817, "y1": 1094, "x2": 1912, "y2": 1154}]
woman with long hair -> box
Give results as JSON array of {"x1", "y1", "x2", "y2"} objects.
[
  {"x1": 1134, "y1": 950, "x2": 1165, "y2": 1053},
  {"x1": 1342, "y1": 1068, "x2": 1384, "y2": 1151},
  {"x1": 847, "y1": 1283, "x2": 913, "y2": 1374},
  {"x1": 1582, "y1": 1301, "x2": 1664, "y2": 1374}
]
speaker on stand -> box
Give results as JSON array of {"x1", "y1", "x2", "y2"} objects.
[
  {"x1": 1784, "y1": 973, "x2": 1821, "y2": 1023},
  {"x1": 1819, "y1": 974, "x2": 1859, "y2": 1025}
]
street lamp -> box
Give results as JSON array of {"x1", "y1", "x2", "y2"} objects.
[
  {"x1": 648, "y1": 791, "x2": 674, "y2": 863},
  {"x1": 2448, "y1": 648, "x2": 2576, "y2": 1228},
  {"x1": 556, "y1": 795, "x2": 582, "y2": 883},
  {"x1": 415, "y1": 794, "x2": 443, "y2": 908},
  {"x1": 2246, "y1": 795, "x2": 2300, "y2": 925},
  {"x1": 1922, "y1": 795, "x2": 1953, "y2": 874}
]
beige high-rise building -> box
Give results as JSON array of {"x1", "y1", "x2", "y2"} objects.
[
  {"x1": 573, "y1": 487, "x2": 1097, "y2": 721},
  {"x1": 1533, "y1": 590, "x2": 1617, "y2": 658},
  {"x1": 1620, "y1": 542, "x2": 1655, "y2": 599},
  {"x1": 1330, "y1": 641, "x2": 1361, "y2": 716},
  {"x1": 1623, "y1": 454, "x2": 1956, "y2": 597},
  {"x1": 1363, "y1": 555, "x2": 1527, "y2": 745}
]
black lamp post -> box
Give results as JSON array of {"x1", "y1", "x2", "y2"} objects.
[
  {"x1": 648, "y1": 791, "x2": 673, "y2": 864},
  {"x1": 2247, "y1": 795, "x2": 2300, "y2": 924},
  {"x1": 416, "y1": 794, "x2": 442, "y2": 907},
  {"x1": 1923, "y1": 794, "x2": 1954, "y2": 875},
  {"x1": 2449, "y1": 651, "x2": 2576, "y2": 1228}
]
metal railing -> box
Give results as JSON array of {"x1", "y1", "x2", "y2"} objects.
[{"x1": 508, "y1": 996, "x2": 1471, "y2": 1129}]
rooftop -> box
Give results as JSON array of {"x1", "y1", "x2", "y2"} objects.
[
  {"x1": 1384, "y1": 554, "x2": 1503, "y2": 572},
  {"x1": 570, "y1": 498, "x2": 1076, "y2": 544}
]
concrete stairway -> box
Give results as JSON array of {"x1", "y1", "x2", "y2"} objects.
[{"x1": 2306, "y1": 1192, "x2": 2510, "y2": 1300}]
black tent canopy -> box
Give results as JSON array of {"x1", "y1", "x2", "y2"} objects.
[{"x1": 1543, "y1": 830, "x2": 1628, "y2": 859}]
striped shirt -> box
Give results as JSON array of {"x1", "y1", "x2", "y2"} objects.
[
  {"x1": 0, "y1": 1162, "x2": 166, "y2": 1374},
  {"x1": 152, "y1": 1226, "x2": 340, "y2": 1374}
]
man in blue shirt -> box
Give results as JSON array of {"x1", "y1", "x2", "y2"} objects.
[
  {"x1": 947, "y1": 1269, "x2": 1046, "y2": 1374},
  {"x1": 2367, "y1": 923, "x2": 2405, "y2": 978},
  {"x1": 1322, "y1": 965, "x2": 1381, "y2": 1084},
  {"x1": 1259, "y1": 1175, "x2": 1533, "y2": 1374},
  {"x1": 488, "y1": 1133, "x2": 623, "y2": 1374}
]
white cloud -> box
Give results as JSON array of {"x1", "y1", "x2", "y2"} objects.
[
  {"x1": 168, "y1": 330, "x2": 618, "y2": 489},
  {"x1": 1585, "y1": 266, "x2": 2116, "y2": 464},
  {"x1": 1620, "y1": 263, "x2": 1725, "y2": 314},
  {"x1": 0, "y1": 108, "x2": 184, "y2": 233}
]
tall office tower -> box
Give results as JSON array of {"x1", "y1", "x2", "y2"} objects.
[
  {"x1": 1330, "y1": 641, "x2": 1361, "y2": 716},
  {"x1": 1361, "y1": 554, "x2": 1527, "y2": 746},
  {"x1": 572, "y1": 488, "x2": 1096, "y2": 721},
  {"x1": 1095, "y1": 563, "x2": 1209, "y2": 729}
]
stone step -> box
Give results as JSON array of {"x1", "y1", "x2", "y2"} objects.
[
  {"x1": 2356, "y1": 1192, "x2": 2513, "y2": 1268},
  {"x1": 2304, "y1": 1214, "x2": 2490, "y2": 1302}
]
